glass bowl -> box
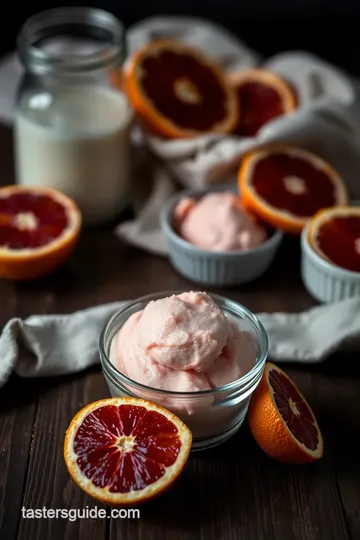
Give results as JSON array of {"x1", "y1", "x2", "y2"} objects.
[{"x1": 99, "y1": 291, "x2": 268, "y2": 451}]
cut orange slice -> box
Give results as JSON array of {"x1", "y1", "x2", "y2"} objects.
[
  {"x1": 238, "y1": 145, "x2": 348, "y2": 234},
  {"x1": 228, "y1": 69, "x2": 297, "y2": 137},
  {"x1": 248, "y1": 362, "x2": 324, "y2": 464},
  {"x1": 307, "y1": 206, "x2": 360, "y2": 272},
  {"x1": 125, "y1": 39, "x2": 239, "y2": 138},
  {"x1": 64, "y1": 397, "x2": 192, "y2": 505},
  {"x1": 0, "y1": 185, "x2": 81, "y2": 280}
]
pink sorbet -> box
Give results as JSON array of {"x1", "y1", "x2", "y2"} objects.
[
  {"x1": 110, "y1": 291, "x2": 256, "y2": 397},
  {"x1": 174, "y1": 191, "x2": 268, "y2": 251}
]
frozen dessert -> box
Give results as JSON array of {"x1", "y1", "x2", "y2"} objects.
[
  {"x1": 108, "y1": 291, "x2": 260, "y2": 439},
  {"x1": 174, "y1": 191, "x2": 268, "y2": 251},
  {"x1": 110, "y1": 291, "x2": 256, "y2": 395}
]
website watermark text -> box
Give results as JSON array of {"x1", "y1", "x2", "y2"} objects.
[{"x1": 21, "y1": 506, "x2": 140, "y2": 521}]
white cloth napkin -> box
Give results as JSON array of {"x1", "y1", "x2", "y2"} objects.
[
  {"x1": 2, "y1": 17, "x2": 360, "y2": 256},
  {"x1": 1, "y1": 295, "x2": 360, "y2": 390}
]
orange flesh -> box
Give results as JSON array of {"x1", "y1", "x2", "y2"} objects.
[
  {"x1": 234, "y1": 81, "x2": 286, "y2": 136},
  {"x1": 250, "y1": 153, "x2": 339, "y2": 217},
  {"x1": 73, "y1": 404, "x2": 182, "y2": 493},
  {"x1": 139, "y1": 49, "x2": 229, "y2": 131},
  {"x1": 0, "y1": 192, "x2": 69, "y2": 249},
  {"x1": 269, "y1": 368, "x2": 319, "y2": 451},
  {"x1": 315, "y1": 215, "x2": 360, "y2": 272}
]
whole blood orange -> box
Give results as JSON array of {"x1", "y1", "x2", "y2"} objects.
[
  {"x1": 248, "y1": 362, "x2": 324, "y2": 464},
  {"x1": 0, "y1": 185, "x2": 81, "y2": 280},
  {"x1": 228, "y1": 69, "x2": 297, "y2": 137},
  {"x1": 307, "y1": 206, "x2": 360, "y2": 272},
  {"x1": 125, "y1": 39, "x2": 239, "y2": 138},
  {"x1": 238, "y1": 145, "x2": 348, "y2": 234},
  {"x1": 64, "y1": 397, "x2": 192, "y2": 505}
]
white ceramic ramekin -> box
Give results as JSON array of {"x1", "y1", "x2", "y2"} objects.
[
  {"x1": 160, "y1": 187, "x2": 283, "y2": 287},
  {"x1": 301, "y1": 224, "x2": 360, "y2": 303}
]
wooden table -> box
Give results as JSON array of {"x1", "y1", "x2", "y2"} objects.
[{"x1": 0, "y1": 124, "x2": 359, "y2": 540}]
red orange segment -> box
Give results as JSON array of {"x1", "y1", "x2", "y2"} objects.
[
  {"x1": 307, "y1": 206, "x2": 360, "y2": 272},
  {"x1": 228, "y1": 69, "x2": 297, "y2": 137},
  {"x1": 64, "y1": 397, "x2": 192, "y2": 505},
  {"x1": 248, "y1": 362, "x2": 324, "y2": 464},
  {"x1": 238, "y1": 145, "x2": 348, "y2": 234},
  {"x1": 0, "y1": 185, "x2": 81, "y2": 280},
  {"x1": 125, "y1": 39, "x2": 239, "y2": 138}
]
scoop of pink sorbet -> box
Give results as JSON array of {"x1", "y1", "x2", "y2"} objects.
[
  {"x1": 174, "y1": 192, "x2": 267, "y2": 251},
  {"x1": 136, "y1": 291, "x2": 230, "y2": 371},
  {"x1": 109, "y1": 291, "x2": 257, "y2": 397}
]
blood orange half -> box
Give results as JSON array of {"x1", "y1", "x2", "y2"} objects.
[
  {"x1": 228, "y1": 69, "x2": 297, "y2": 137},
  {"x1": 0, "y1": 185, "x2": 81, "y2": 280},
  {"x1": 238, "y1": 145, "x2": 348, "y2": 234},
  {"x1": 248, "y1": 362, "x2": 324, "y2": 464},
  {"x1": 307, "y1": 206, "x2": 360, "y2": 272},
  {"x1": 125, "y1": 39, "x2": 239, "y2": 138},
  {"x1": 64, "y1": 397, "x2": 192, "y2": 505}
]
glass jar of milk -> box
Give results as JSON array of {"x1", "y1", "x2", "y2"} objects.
[{"x1": 14, "y1": 7, "x2": 133, "y2": 225}]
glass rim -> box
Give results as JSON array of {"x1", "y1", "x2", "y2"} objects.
[
  {"x1": 17, "y1": 7, "x2": 126, "y2": 74},
  {"x1": 99, "y1": 290, "x2": 269, "y2": 397}
]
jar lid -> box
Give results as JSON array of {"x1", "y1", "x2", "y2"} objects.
[{"x1": 17, "y1": 7, "x2": 126, "y2": 75}]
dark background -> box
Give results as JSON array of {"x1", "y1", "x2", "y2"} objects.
[{"x1": 1, "y1": 1, "x2": 360, "y2": 75}]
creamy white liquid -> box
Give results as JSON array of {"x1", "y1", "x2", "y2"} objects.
[{"x1": 14, "y1": 85, "x2": 133, "y2": 224}]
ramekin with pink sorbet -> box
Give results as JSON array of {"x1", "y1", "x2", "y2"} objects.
[
  {"x1": 99, "y1": 290, "x2": 268, "y2": 451},
  {"x1": 160, "y1": 187, "x2": 283, "y2": 286}
]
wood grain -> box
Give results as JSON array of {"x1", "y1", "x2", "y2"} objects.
[
  {"x1": 305, "y1": 357, "x2": 360, "y2": 540},
  {"x1": 0, "y1": 382, "x2": 37, "y2": 540},
  {"x1": 16, "y1": 372, "x2": 109, "y2": 540}
]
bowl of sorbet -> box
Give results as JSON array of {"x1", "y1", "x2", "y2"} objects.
[
  {"x1": 99, "y1": 290, "x2": 268, "y2": 451},
  {"x1": 160, "y1": 187, "x2": 283, "y2": 286}
]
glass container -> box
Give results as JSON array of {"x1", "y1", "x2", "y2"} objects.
[
  {"x1": 14, "y1": 7, "x2": 132, "y2": 225},
  {"x1": 99, "y1": 291, "x2": 268, "y2": 451}
]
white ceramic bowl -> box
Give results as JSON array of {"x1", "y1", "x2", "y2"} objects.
[
  {"x1": 301, "y1": 224, "x2": 360, "y2": 303},
  {"x1": 160, "y1": 187, "x2": 283, "y2": 287}
]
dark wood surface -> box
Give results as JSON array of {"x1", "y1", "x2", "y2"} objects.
[{"x1": 0, "y1": 123, "x2": 359, "y2": 540}]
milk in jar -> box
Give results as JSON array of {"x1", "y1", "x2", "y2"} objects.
[{"x1": 14, "y1": 7, "x2": 131, "y2": 225}]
